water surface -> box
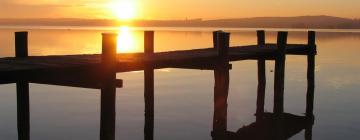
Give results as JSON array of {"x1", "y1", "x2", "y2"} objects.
[{"x1": 0, "y1": 27, "x2": 360, "y2": 140}]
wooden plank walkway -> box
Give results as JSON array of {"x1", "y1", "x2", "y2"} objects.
[{"x1": 0, "y1": 44, "x2": 309, "y2": 74}]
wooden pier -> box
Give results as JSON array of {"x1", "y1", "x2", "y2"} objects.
[
  {"x1": 0, "y1": 31, "x2": 313, "y2": 83},
  {"x1": 0, "y1": 30, "x2": 317, "y2": 140}
]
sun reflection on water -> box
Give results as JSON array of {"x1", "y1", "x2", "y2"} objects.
[{"x1": 117, "y1": 26, "x2": 139, "y2": 53}]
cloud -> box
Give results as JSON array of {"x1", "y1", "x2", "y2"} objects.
[
  {"x1": 0, "y1": 0, "x2": 107, "y2": 7},
  {"x1": 1, "y1": 3, "x2": 94, "y2": 18},
  {"x1": 0, "y1": 0, "x2": 113, "y2": 18}
]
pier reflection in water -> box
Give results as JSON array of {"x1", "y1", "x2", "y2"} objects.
[
  {"x1": 211, "y1": 56, "x2": 315, "y2": 140},
  {"x1": 210, "y1": 31, "x2": 316, "y2": 140},
  {"x1": 12, "y1": 58, "x2": 315, "y2": 140}
]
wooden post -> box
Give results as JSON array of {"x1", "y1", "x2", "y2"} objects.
[
  {"x1": 306, "y1": 31, "x2": 316, "y2": 118},
  {"x1": 256, "y1": 30, "x2": 266, "y2": 121},
  {"x1": 15, "y1": 31, "x2": 30, "y2": 140},
  {"x1": 213, "y1": 30, "x2": 222, "y2": 49},
  {"x1": 144, "y1": 31, "x2": 155, "y2": 140},
  {"x1": 273, "y1": 32, "x2": 288, "y2": 115},
  {"x1": 15, "y1": 31, "x2": 28, "y2": 58},
  {"x1": 212, "y1": 31, "x2": 230, "y2": 138},
  {"x1": 102, "y1": 33, "x2": 118, "y2": 73},
  {"x1": 144, "y1": 31, "x2": 154, "y2": 54},
  {"x1": 100, "y1": 33, "x2": 118, "y2": 140},
  {"x1": 217, "y1": 32, "x2": 230, "y2": 59}
]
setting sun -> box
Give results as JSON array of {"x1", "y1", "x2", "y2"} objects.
[{"x1": 109, "y1": 0, "x2": 136, "y2": 20}]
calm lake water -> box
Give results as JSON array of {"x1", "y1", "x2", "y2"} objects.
[{"x1": 0, "y1": 27, "x2": 360, "y2": 140}]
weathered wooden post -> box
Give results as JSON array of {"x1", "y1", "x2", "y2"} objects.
[
  {"x1": 144, "y1": 31, "x2": 154, "y2": 54},
  {"x1": 212, "y1": 31, "x2": 230, "y2": 137},
  {"x1": 15, "y1": 31, "x2": 30, "y2": 140},
  {"x1": 306, "y1": 31, "x2": 316, "y2": 118},
  {"x1": 100, "y1": 33, "x2": 118, "y2": 140},
  {"x1": 304, "y1": 31, "x2": 316, "y2": 140},
  {"x1": 101, "y1": 33, "x2": 118, "y2": 72},
  {"x1": 144, "y1": 31, "x2": 154, "y2": 140},
  {"x1": 256, "y1": 30, "x2": 266, "y2": 121},
  {"x1": 15, "y1": 31, "x2": 28, "y2": 58},
  {"x1": 213, "y1": 30, "x2": 222, "y2": 49},
  {"x1": 273, "y1": 31, "x2": 288, "y2": 115},
  {"x1": 217, "y1": 31, "x2": 230, "y2": 59}
]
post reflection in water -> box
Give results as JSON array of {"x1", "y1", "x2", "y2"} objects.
[
  {"x1": 11, "y1": 57, "x2": 316, "y2": 140},
  {"x1": 212, "y1": 62, "x2": 230, "y2": 133},
  {"x1": 16, "y1": 81, "x2": 30, "y2": 140},
  {"x1": 210, "y1": 33, "x2": 315, "y2": 140},
  {"x1": 99, "y1": 72, "x2": 117, "y2": 140},
  {"x1": 144, "y1": 67, "x2": 154, "y2": 140},
  {"x1": 210, "y1": 62, "x2": 315, "y2": 140},
  {"x1": 12, "y1": 63, "x2": 315, "y2": 140}
]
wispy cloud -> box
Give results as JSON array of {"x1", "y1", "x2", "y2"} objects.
[
  {"x1": 1, "y1": 0, "x2": 108, "y2": 7},
  {"x1": 0, "y1": 0, "x2": 112, "y2": 18}
]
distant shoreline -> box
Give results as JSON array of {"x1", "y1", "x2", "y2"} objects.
[
  {"x1": 1, "y1": 15, "x2": 360, "y2": 30},
  {"x1": 1, "y1": 25, "x2": 360, "y2": 33}
]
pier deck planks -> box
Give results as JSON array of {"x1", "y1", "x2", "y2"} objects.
[{"x1": 0, "y1": 44, "x2": 310, "y2": 79}]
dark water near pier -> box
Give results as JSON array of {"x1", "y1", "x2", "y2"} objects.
[{"x1": 0, "y1": 27, "x2": 360, "y2": 140}]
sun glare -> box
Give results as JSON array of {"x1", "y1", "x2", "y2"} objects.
[{"x1": 110, "y1": 0, "x2": 136, "y2": 20}]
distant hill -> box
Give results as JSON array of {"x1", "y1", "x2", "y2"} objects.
[
  {"x1": 0, "y1": 15, "x2": 359, "y2": 29},
  {"x1": 203, "y1": 16, "x2": 360, "y2": 29}
]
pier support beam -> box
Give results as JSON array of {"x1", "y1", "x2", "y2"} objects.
[
  {"x1": 212, "y1": 31, "x2": 230, "y2": 138},
  {"x1": 304, "y1": 31, "x2": 316, "y2": 140},
  {"x1": 15, "y1": 32, "x2": 28, "y2": 58},
  {"x1": 306, "y1": 31, "x2": 316, "y2": 118},
  {"x1": 101, "y1": 33, "x2": 118, "y2": 72},
  {"x1": 144, "y1": 31, "x2": 155, "y2": 140},
  {"x1": 15, "y1": 31, "x2": 30, "y2": 140},
  {"x1": 213, "y1": 30, "x2": 222, "y2": 49},
  {"x1": 273, "y1": 32, "x2": 288, "y2": 115},
  {"x1": 144, "y1": 31, "x2": 154, "y2": 54},
  {"x1": 256, "y1": 30, "x2": 266, "y2": 121},
  {"x1": 100, "y1": 33, "x2": 118, "y2": 140},
  {"x1": 217, "y1": 32, "x2": 230, "y2": 59}
]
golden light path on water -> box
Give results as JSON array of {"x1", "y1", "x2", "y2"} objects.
[
  {"x1": 116, "y1": 26, "x2": 139, "y2": 53},
  {"x1": 115, "y1": 26, "x2": 172, "y2": 72}
]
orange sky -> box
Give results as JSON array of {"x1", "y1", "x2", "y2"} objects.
[{"x1": 0, "y1": 0, "x2": 359, "y2": 19}]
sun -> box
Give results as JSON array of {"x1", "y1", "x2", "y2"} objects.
[{"x1": 109, "y1": 0, "x2": 136, "y2": 20}]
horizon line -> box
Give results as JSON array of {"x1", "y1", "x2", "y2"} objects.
[{"x1": 0, "y1": 15, "x2": 359, "y2": 21}]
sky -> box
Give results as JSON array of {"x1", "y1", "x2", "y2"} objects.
[{"x1": 0, "y1": 0, "x2": 359, "y2": 19}]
